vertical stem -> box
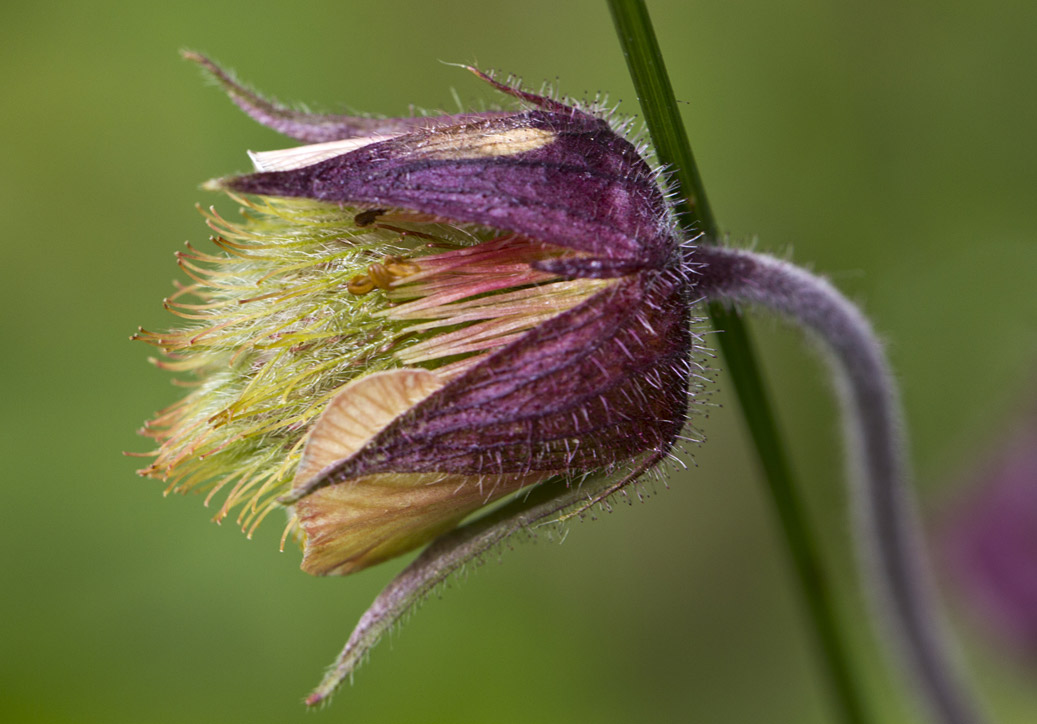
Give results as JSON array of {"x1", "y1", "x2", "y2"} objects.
[{"x1": 606, "y1": 2, "x2": 870, "y2": 723}]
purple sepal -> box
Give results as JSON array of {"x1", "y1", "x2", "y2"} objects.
[
  {"x1": 295, "y1": 271, "x2": 690, "y2": 498},
  {"x1": 225, "y1": 110, "x2": 675, "y2": 271},
  {"x1": 185, "y1": 51, "x2": 510, "y2": 143},
  {"x1": 530, "y1": 257, "x2": 652, "y2": 279}
]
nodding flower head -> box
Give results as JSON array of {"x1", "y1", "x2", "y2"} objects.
[{"x1": 134, "y1": 53, "x2": 708, "y2": 576}]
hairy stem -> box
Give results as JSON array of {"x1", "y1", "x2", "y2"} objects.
[{"x1": 697, "y1": 245, "x2": 985, "y2": 724}]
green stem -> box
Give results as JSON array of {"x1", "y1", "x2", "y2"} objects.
[{"x1": 607, "y1": 2, "x2": 870, "y2": 723}]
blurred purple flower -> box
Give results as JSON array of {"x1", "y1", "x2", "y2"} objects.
[{"x1": 943, "y1": 423, "x2": 1037, "y2": 658}]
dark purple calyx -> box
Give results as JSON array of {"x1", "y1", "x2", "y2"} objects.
[
  {"x1": 219, "y1": 83, "x2": 678, "y2": 275},
  {"x1": 287, "y1": 270, "x2": 692, "y2": 502}
]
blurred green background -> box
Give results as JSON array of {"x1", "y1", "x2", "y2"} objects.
[{"x1": 2, "y1": 0, "x2": 1035, "y2": 722}]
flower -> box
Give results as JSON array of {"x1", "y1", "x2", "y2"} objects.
[
  {"x1": 135, "y1": 53, "x2": 705, "y2": 577},
  {"x1": 943, "y1": 418, "x2": 1037, "y2": 659}
]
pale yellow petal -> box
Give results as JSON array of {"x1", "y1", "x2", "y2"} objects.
[
  {"x1": 292, "y1": 368, "x2": 444, "y2": 489},
  {"x1": 296, "y1": 471, "x2": 545, "y2": 576},
  {"x1": 248, "y1": 135, "x2": 402, "y2": 172},
  {"x1": 289, "y1": 368, "x2": 547, "y2": 576}
]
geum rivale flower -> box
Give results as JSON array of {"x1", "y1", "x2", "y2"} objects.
[{"x1": 135, "y1": 53, "x2": 705, "y2": 579}]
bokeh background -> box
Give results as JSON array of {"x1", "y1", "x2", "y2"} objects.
[{"x1": 3, "y1": 1, "x2": 1035, "y2": 722}]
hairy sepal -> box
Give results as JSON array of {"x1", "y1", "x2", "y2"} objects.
[
  {"x1": 221, "y1": 110, "x2": 675, "y2": 272},
  {"x1": 288, "y1": 271, "x2": 690, "y2": 505}
]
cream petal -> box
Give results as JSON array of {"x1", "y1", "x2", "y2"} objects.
[{"x1": 292, "y1": 368, "x2": 444, "y2": 490}]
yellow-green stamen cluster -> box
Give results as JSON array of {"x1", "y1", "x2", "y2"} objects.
[{"x1": 135, "y1": 194, "x2": 608, "y2": 540}]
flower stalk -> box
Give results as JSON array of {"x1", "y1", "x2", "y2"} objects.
[{"x1": 696, "y1": 246, "x2": 985, "y2": 724}]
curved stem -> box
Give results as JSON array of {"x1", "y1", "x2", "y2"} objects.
[{"x1": 697, "y1": 245, "x2": 985, "y2": 724}]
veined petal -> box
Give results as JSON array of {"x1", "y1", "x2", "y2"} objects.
[
  {"x1": 248, "y1": 136, "x2": 403, "y2": 172},
  {"x1": 287, "y1": 367, "x2": 547, "y2": 574}
]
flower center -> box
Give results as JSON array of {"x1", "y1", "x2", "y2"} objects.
[{"x1": 134, "y1": 194, "x2": 609, "y2": 539}]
